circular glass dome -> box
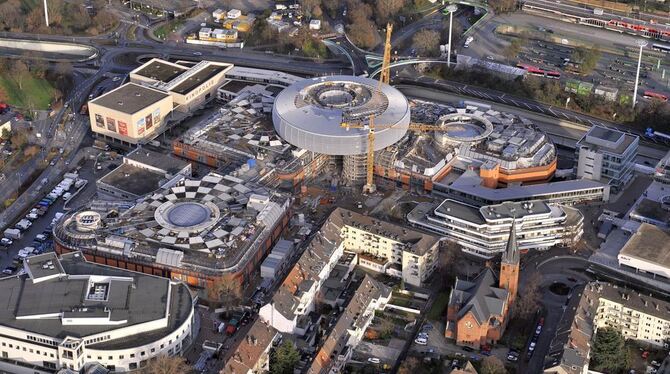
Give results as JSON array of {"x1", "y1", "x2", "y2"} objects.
[
  {"x1": 167, "y1": 202, "x2": 211, "y2": 227},
  {"x1": 154, "y1": 200, "x2": 220, "y2": 233}
]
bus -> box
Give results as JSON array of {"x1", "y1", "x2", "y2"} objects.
[
  {"x1": 643, "y1": 90, "x2": 669, "y2": 102},
  {"x1": 652, "y1": 43, "x2": 670, "y2": 53}
]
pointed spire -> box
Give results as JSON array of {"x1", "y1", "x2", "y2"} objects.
[{"x1": 502, "y1": 219, "x2": 519, "y2": 265}]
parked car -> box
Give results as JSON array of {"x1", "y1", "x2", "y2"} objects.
[
  {"x1": 507, "y1": 351, "x2": 519, "y2": 362},
  {"x1": 535, "y1": 325, "x2": 542, "y2": 335},
  {"x1": 414, "y1": 337, "x2": 427, "y2": 345},
  {"x1": 0, "y1": 238, "x2": 12, "y2": 247},
  {"x1": 367, "y1": 358, "x2": 380, "y2": 364},
  {"x1": 2, "y1": 266, "x2": 16, "y2": 275}
]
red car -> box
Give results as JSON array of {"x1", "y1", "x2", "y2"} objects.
[
  {"x1": 642, "y1": 351, "x2": 650, "y2": 359},
  {"x1": 538, "y1": 317, "x2": 545, "y2": 326}
]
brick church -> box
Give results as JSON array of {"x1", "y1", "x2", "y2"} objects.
[{"x1": 444, "y1": 223, "x2": 520, "y2": 349}]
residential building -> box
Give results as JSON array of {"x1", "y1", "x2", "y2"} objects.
[
  {"x1": 445, "y1": 226, "x2": 519, "y2": 348},
  {"x1": 575, "y1": 125, "x2": 638, "y2": 193},
  {"x1": 0, "y1": 112, "x2": 12, "y2": 136},
  {"x1": 546, "y1": 280, "x2": 670, "y2": 373},
  {"x1": 259, "y1": 208, "x2": 438, "y2": 335},
  {"x1": 408, "y1": 198, "x2": 584, "y2": 258},
  {"x1": 306, "y1": 275, "x2": 391, "y2": 374},
  {"x1": 593, "y1": 283, "x2": 670, "y2": 346},
  {"x1": 0, "y1": 252, "x2": 194, "y2": 374},
  {"x1": 221, "y1": 320, "x2": 277, "y2": 374}
]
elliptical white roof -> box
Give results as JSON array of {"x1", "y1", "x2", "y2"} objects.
[{"x1": 272, "y1": 75, "x2": 411, "y2": 155}]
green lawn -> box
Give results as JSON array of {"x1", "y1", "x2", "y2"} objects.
[
  {"x1": 0, "y1": 73, "x2": 56, "y2": 110},
  {"x1": 154, "y1": 19, "x2": 185, "y2": 40},
  {"x1": 427, "y1": 291, "x2": 450, "y2": 320}
]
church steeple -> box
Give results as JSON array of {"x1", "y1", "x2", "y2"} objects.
[
  {"x1": 499, "y1": 220, "x2": 520, "y2": 302},
  {"x1": 502, "y1": 220, "x2": 520, "y2": 266}
]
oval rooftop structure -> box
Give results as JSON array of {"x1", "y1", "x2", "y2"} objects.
[{"x1": 272, "y1": 75, "x2": 411, "y2": 156}]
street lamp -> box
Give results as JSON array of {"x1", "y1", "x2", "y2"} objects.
[
  {"x1": 43, "y1": 0, "x2": 49, "y2": 27},
  {"x1": 632, "y1": 39, "x2": 648, "y2": 109},
  {"x1": 445, "y1": 4, "x2": 458, "y2": 68}
]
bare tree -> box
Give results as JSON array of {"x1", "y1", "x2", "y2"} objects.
[
  {"x1": 413, "y1": 29, "x2": 441, "y2": 57},
  {"x1": 9, "y1": 60, "x2": 29, "y2": 90},
  {"x1": 512, "y1": 271, "x2": 541, "y2": 321},
  {"x1": 376, "y1": 0, "x2": 406, "y2": 23},
  {"x1": 438, "y1": 241, "x2": 461, "y2": 286},
  {"x1": 346, "y1": 17, "x2": 378, "y2": 49},
  {"x1": 207, "y1": 277, "x2": 242, "y2": 306},
  {"x1": 398, "y1": 356, "x2": 420, "y2": 374},
  {"x1": 490, "y1": 0, "x2": 517, "y2": 14},
  {"x1": 480, "y1": 356, "x2": 507, "y2": 374},
  {"x1": 141, "y1": 355, "x2": 190, "y2": 374},
  {"x1": 299, "y1": 0, "x2": 321, "y2": 18}
]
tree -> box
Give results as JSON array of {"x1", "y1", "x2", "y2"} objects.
[
  {"x1": 207, "y1": 277, "x2": 241, "y2": 305},
  {"x1": 9, "y1": 60, "x2": 29, "y2": 90},
  {"x1": 438, "y1": 241, "x2": 461, "y2": 286},
  {"x1": 490, "y1": 0, "x2": 517, "y2": 13},
  {"x1": 141, "y1": 355, "x2": 190, "y2": 374},
  {"x1": 270, "y1": 341, "x2": 300, "y2": 374},
  {"x1": 1, "y1": 128, "x2": 10, "y2": 140},
  {"x1": 480, "y1": 356, "x2": 507, "y2": 374},
  {"x1": 590, "y1": 328, "x2": 630, "y2": 374},
  {"x1": 375, "y1": 0, "x2": 406, "y2": 23},
  {"x1": 571, "y1": 46, "x2": 601, "y2": 75},
  {"x1": 413, "y1": 29, "x2": 440, "y2": 57},
  {"x1": 397, "y1": 356, "x2": 420, "y2": 374},
  {"x1": 347, "y1": 0, "x2": 373, "y2": 22},
  {"x1": 299, "y1": 0, "x2": 321, "y2": 18},
  {"x1": 511, "y1": 271, "x2": 541, "y2": 321},
  {"x1": 503, "y1": 38, "x2": 524, "y2": 62},
  {"x1": 346, "y1": 16, "x2": 378, "y2": 49}
]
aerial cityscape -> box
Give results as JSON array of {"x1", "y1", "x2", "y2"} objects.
[{"x1": 0, "y1": 0, "x2": 669, "y2": 373}]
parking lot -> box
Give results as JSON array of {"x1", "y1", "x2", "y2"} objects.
[{"x1": 0, "y1": 156, "x2": 99, "y2": 275}]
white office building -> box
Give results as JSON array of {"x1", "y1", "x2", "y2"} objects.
[
  {"x1": 0, "y1": 252, "x2": 194, "y2": 373},
  {"x1": 575, "y1": 126, "x2": 638, "y2": 193},
  {"x1": 408, "y1": 199, "x2": 584, "y2": 258}
]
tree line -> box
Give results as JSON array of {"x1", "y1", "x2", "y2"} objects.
[{"x1": 0, "y1": 0, "x2": 116, "y2": 36}]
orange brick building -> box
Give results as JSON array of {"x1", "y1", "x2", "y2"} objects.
[{"x1": 445, "y1": 224, "x2": 520, "y2": 349}]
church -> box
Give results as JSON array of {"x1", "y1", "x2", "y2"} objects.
[{"x1": 444, "y1": 223, "x2": 520, "y2": 349}]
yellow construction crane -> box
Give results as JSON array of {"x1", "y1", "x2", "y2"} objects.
[
  {"x1": 340, "y1": 121, "x2": 448, "y2": 193},
  {"x1": 342, "y1": 23, "x2": 394, "y2": 194},
  {"x1": 343, "y1": 23, "x2": 448, "y2": 193}
]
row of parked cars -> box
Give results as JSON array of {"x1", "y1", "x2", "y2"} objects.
[{"x1": 0, "y1": 175, "x2": 83, "y2": 275}]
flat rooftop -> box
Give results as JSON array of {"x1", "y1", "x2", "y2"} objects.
[
  {"x1": 579, "y1": 125, "x2": 638, "y2": 155},
  {"x1": 99, "y1": 163, "x2": 166, "y2": 197},
  {"x1": 91, "y1": 83, "x2": 170, "y2": 115},
  {"x1": 442, "y1": 170, "x2": 607, "y2": 204},
  {"x1": 631, "y1": 198, "x2": 670, "y2": 224},
  {"x1": 620, "y1": 223, "x2": 670, "y2": 269},
  {"x1": 0, "y1": 252, "x2": 192, "y2": 349},
  {"x1": 436, "y1": 199, "x2": 485, "y2": 225},
  {"x1": 125, "y1": 147, "x2": 189, "y2": 175},
  {"x1": 171, "y1": 65, "x2": 227, "y2": 95},
  {"x1": 219, "y1": 80, "x2": 258, "y2": 94},
  {"x1": 134, "y1": 60, "x2": 188, "y2": 83}
]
